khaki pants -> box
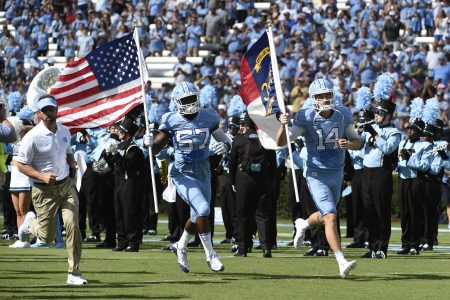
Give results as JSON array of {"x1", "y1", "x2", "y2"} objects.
[{"x1": 30, "y1": 178, "x2": 82, "y2": 276}]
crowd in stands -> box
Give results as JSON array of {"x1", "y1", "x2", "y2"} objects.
[{"x1": 0, "y1": 0, "x2": 449, "y2": 133}]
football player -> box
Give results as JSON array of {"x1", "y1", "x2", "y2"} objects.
[
  {"x1": 276, "y1": 79, "x2": 360, "y2": 278},
  {"x1": 144, "y1": 81, "x2": 231, "y2": 273}
]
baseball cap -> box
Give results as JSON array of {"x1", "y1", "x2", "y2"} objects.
[
  {"x1": 47, "y1": 58, "x2": 55, "y2": 65},
  {"x1": 37, "y1": 96, "x2": 57, "y2": 110}
]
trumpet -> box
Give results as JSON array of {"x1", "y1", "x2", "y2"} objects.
[{"x1": 425, "y1": 144, "x2": 449, "y2": 154}]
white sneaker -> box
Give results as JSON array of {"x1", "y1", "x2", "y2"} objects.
[
  {"x1": 18, "y1": 211, "x2": 36, "y2": 242},
  {"x1": 207, "y1": 251, "x2": 224, "y2": 273},
  {"x1": 30, "y1": 238, "x2": 51, "y2": 248},
  {"x1": 170, "y1": 242, "x2": 190, "y2": 273},
  {"x1": 293, "y1": 218, "x2": 309, "y2": 249},
  {"x1": 339, "y1": 260, "x2": 357, "y2": 278},
  {"x1": 67, "y1": 274, "x2": 88, "y2": 285},
  {"x1": 9, "y1": 240, "x2": 30, "y2": 248}
]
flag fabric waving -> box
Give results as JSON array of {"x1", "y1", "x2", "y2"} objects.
[
  {"x1": 52, "y1": 32, "x2": 146, "y2": 132},
  {"x1": 240, "y1": 31, "x2": 283, "y2": 149}
]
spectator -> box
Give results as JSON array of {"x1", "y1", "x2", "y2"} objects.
[
  {"x1": 63, "y1": 30, "x2": 77, "y2": 62},
  {"x1": 76, "y1": 26, "x2": 94, "y2": 58},
  {"x1": 433, "y1": 53, "x2": 450, "y2": 87},
  {"x1": 382, "y1": 10, "x2": 405, "y2": 51},
  {"x1": 186, "y1": 17, "x2": 202, "y2": 57},
  {"x1": 173, "y1": 54, "x2": 194, "y2": 83},
  {"x1": 203, "y1": 7, "x2": 223, "y2": 44}
]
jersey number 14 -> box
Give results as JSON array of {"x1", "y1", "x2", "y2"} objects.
[{"x1": 316, "y1": 128, "x2": 339, "y2": 150}]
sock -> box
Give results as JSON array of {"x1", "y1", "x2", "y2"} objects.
[
  {"x1": 199, "y1": 232, "x2": 214, "y2": 259},
  {"x1": 178, "y1": 230, "x2": 194, "y2": 249},
  {"x1": 334, "y1": 250, "x2": 346, "y2": 264}
]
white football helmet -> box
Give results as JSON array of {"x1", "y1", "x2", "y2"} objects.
[
  {"x1": 171, "y1": 81, "x2": 200, "y2": 115},
  {"x1": 309, "y1": 79, "x2": 335, "y2": 111}
]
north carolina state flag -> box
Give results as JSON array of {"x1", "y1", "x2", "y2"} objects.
[{"x1": 240, "y1": 31, "x2": 283, "y2": 149}]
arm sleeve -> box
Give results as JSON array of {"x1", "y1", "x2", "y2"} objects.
[
  {"x1": 212, "y1": 128, "x2": 232, "y2": 146},
  {"x1": 375, "y1": 132, "x2": 401, "y2": 155},
  {"x1": 407, "y1": 145, "x2": 433, "y2": 172},
  {"x1": 16, "y1": 134, "x2": 34, "y2": 165}
]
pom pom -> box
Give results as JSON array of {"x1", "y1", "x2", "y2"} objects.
[
  {"x1": 148, "y1": 102, "x2": 159, "y2": 124},
  {"x1": 334, "y1": 91, "x2": 343, "y2": 107},
  {"x1": 356, "y1": 87, "x2": 372, "y2": 111},
  {"x1": 16, "y1": 105, "x2": 35, "y2": 122},
  {"x1": 7, "y1": 116, "x2": 24, "y2": 140},
  {"x1": 409, "y1": 97, "x2": 424, "y2": 121},
  {"x1": 373, "y1": 73, "x2": 394, "y2": 103},
  {"x1": 422, "y1": 98, "x2": 440, "y2": 125},
  {"x1": 199, "y1": 85, "x2": 216, "y2": 108},
  {"x1": 7, "y1": 91, "x2": 23, "y2": 112},
  {"x1": 227, "y1": 95, "x2": 247, "y2": 117}
]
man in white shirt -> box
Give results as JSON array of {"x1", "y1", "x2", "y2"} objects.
[{"x1": 16, "y1": 95, "x2": 87, "y2": 285}]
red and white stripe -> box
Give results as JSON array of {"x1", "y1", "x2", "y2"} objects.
[{"x1": 52, "y1": 58, "x2": 142, "y2": 132}]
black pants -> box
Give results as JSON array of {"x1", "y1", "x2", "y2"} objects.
[
  {"x1": 143, "y1": 172, "x2": 162, "y2": 232},
  {"x1": 288, "y1": 169, "x2": 303, "y2": 223},
  {"x1": 221, "y1": 174, "x2": 236, "y2": 240},
  {"x1": 101, "y1": 175, "x2": 116, "y2": 244},
  {"x1": 351, "y1": 169, "x2": 368, "y2": 244},
  {"x1": 398, "y1": 178, "x2": 424, "y2": 250},
  {"x1": 421, "y1": 179, "x2": 441, "y2": 247},
  {"x1": 362, "y1": 167, "x2": 392, "y2": 253},
  {"x1": 78, "y1": 165, "x2": 103, "y2": 239},
  {"x1": 114, "y1": 176, "x2": 144, "y2": 248},
  {"x1": 235, "y1": 170, "x2": 271, "y2": 252},
  {"x1": 1, "y1": 172, "x2": 16, "y2": 234}
]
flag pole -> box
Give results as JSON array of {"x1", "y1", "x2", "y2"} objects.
[
  {"x1": 133, "y1": 20, "x2": 159, "y2": 213},
  {"x1": 266, "y1": 20, "x2": 300, "y2": 203}
]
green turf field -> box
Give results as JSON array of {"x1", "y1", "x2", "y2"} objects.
[{"x1": 1, "y1": 219, "x2": 450, "y2": 299}]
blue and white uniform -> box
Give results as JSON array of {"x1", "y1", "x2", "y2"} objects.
[
  {"x1": 159, "y1": 107, "x2": 219, "y2": 222},
  {"x1": 291, "y1": 105, "x2": 353, "y2": 215}
]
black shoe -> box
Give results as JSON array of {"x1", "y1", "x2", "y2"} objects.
[
  {"x1": 230, "y1": 244, "x2": 239, "y2": 253},
  {"x1": 361, "y1": 250, "x2": 375, "y2": 258},
  {"x1": 263, "y1": 249, "x2": 272, "y2": 258},
  {"x1": 112, "y1": 245, "x2": 127, "y2": 252},
  {"x1": 234, "y1": 248, "x2": 247, "y2": 257},
  {"x1": 409, "y1": 248, "x2": 420, "y2": 255},
  {"x1": 96, "y1": 241, "x2": 116, "y2": 248},
  {"x1": 375, "y1": 250, "x2": 387, "y2": 259},
  {"x1": 396, "y1": 248, "x2": 410, "y2": 255},
  {"x1": 220, "y1": 238, "x2": 232, "y2": 244},
  {"x1": 123, "y1": 246, "x2": 139, "y2": 252},
  {"x1": 314, "y1": 249, "x2": 329, "y2": 256},
  {"x1": 303, "y1": 248, "x2": 318, "y2": 256},
  {"x1": 422, "y1": 244, "x2": 433, "y2": 251},
  {"x1": 346, "y1": 242, "x2": 365, "y2": 248},
  {"x1": 255, "y1": 245, "x2": 262, "y2": 250},
  {"x1": 187, "y1": 240, "x2": 201, "y2": 248},
  {"x1": 86, "y1": 235, "x2": 101, "y2": 243}
]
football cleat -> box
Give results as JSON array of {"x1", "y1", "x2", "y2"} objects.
[
  {"x1": 207, "y1": 251, "x2": 224, "y2": 272},
  {"x1": 293, "y1": 218, "x2": 309, "y2": 249},
  {"x1": 170, "y1": 242, "x2": 190, "y2": 273},
  {"x1": 339, "y1": 260, "x2": 357, "y2": 278}
]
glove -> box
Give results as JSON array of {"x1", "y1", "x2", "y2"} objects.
[
  {"x1": 364, "y1": 124, "x2": 377, "y2": 137},
  {"x1": 400, "y1": 149, "x2": 411, "y2": 160},
  {"x1": 438, "y1": 149, "x2": 449, "y2": 160},
  {"x1": 143, "y1": 131, "x2": 153, "y2": 148},
  {"x1": 212, "y1": 142, "x2": 228, "y2": 156}
]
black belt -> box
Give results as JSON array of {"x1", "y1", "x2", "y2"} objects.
[{"x1": 35, "y1": 177, "x2": 69, "y2": 186}]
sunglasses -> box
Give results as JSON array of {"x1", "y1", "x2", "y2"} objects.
[{"x1": 375, "y1": 109, "x2": 386, "y2": 116}]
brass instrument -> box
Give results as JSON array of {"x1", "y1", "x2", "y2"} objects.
[
  {"x1": 27, "y1": 66, "x2": 61, "y2": 111},
  {"x1": 425, "y1": 144, "x2": 449, "y2": 154}
]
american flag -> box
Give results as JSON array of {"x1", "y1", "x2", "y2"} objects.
[{"x1": 52, "y1": 31, "x2": 147, "y2": 132}]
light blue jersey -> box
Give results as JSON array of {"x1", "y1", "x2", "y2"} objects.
[
  {"x1": 361, "y1": 125, "x2": 401, "y2": 168},
  {"x1": 429, "y1": 140, "x2": 448, "y2": 177},
  {"x1": 158, "y1": 107, "x2": 219, "y2": 222},
  {"x1": 293, "y1": 106, "x2": 353, "y2": 172},
  {"x1": 397, "y1": 139, "x2": 433, "y2": 179}
]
